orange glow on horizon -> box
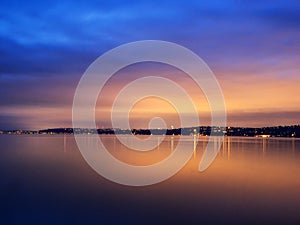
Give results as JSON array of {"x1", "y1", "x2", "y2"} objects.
[{"x1": 2, "y1": 63, "x2": 299, "y2": 129}]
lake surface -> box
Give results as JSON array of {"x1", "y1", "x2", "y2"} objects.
[{"x1": 0, "y1": 135, "x2": 300, "y2": 225}]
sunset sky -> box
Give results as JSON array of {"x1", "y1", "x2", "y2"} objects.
[{"x1": 0, "y1": 0, "x2": 299, "y2": 129}]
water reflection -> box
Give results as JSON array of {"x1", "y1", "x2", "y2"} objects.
[
  {"x1": 292, "y1": 138, "x2": 295, "y2": 155},
  {"x1": 262, "y1": 138, "x2": 266, "y2": 157},
  {"x1": 63, "y1": 134, "x2": 67, "y2": 153},
  {"x1": 218, "y1": 137, "x2": 231, "y2": 160},
  {"x1": 193, "y1": 135, "x2": 197, "y2": 159},
  {"x1": 1, "y1": 135, "x2": 300, "y2": 225},
  {"x1": 227, "y1": 137, "x2": 231, "y2": 160},
  {"x1": 77, "y1": 135, "x2": 300, "y2": 163}
]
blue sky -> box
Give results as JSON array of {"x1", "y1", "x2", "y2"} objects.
[{"x1": 0, "y1": 0, "x2": 299, "y2": 129}]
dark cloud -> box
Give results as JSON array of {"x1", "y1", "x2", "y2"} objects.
[
  {"x1": 0, "y1": 115, "x2": 30, "y2": 130},
  {"x1": 0, "y1": 0, "x2": 299, "y2": 129},
  {"x1": 0, "y1": 74, "x2": 77, "y2": 107},
  {"x1": 228, "y1": 111, "x2": 300, "y2": 127},
  {"x1": 1, "y1": 0, "x2": 299, "y2": 76}
]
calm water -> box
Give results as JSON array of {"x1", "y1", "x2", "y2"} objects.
[{"x1": 0, "y1": 135, "x2": 300, "y2": 225}]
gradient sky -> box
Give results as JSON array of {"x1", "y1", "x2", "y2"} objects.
[{"x1": 0, "y1": 0, "x2": 299, "y2": 129}]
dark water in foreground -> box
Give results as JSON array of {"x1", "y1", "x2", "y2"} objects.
[{"x1": 0, "y1": 135, "x2": 300, "y2": 225}]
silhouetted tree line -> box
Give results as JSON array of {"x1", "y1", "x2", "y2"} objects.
[{"x1": 33, "y1": 125, "x2": 300, "y2": 137}]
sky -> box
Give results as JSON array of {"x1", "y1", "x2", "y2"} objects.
[{"x1": 0, "y1": 0, "x2": 299, "y2": 129}]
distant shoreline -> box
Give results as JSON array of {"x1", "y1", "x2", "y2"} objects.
[{"x1": 1, "y1": 125, "x2": 299, "y2": 138}]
